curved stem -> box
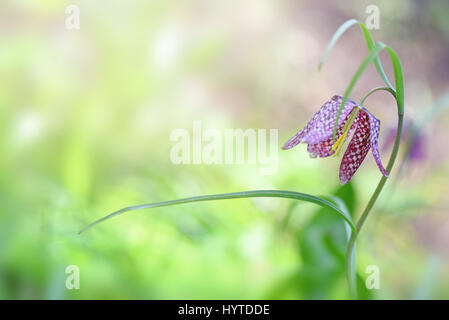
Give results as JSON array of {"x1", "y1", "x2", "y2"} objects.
[
  {"x1": 346, "y1": 96, "x2": 403, "y2": 298},
  {"x1": 359, "y1": 86, "x2": 396, "y2": 105}
]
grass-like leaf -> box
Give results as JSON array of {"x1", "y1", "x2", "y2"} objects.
[
  {"x1": 79, "y1": 190, "x2": 355, "y2": 234},
  {"x1": 385, "y1": 47, "x2": 404, "y2": 116},
  {"x1": 318, "y1": 19, "x2": 393, "y2": 89},
  {"x1": 359, "y1": 23, "x2": 393, "y2": 89},
  {"x1": 332, "y1": 42, "x2": 387, "y2": 140},
  {"x1": 318, "y1": 19, "x2": 359, "y2": 71}
]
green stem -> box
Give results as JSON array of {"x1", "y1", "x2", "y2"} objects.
[
  {"x1": 359, "y1": 86, "x2": 396, "y2": 105},
  {"x1": 345, "y1": 113, "x2": 404, "y2": 298}
]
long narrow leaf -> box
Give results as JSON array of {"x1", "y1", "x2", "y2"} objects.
[
  {"x1": 318, "y1": 19, "x2": 393, "y2": 89},
  {"x1": 330, "y1": 196, "x2": 352, "y2": 241},
  {"x1": 332, "y1": 196, "x2": 356, "y2": 297},
  {"x1": 333, "y1": 42, "x2": 387, "y2": 140},
  {"x1": 79, "y1": 190, "x2": 355, "y2": 234},
  {"x1": 359, "y1": 23, "x2": 393, "y2": 89},
  {"x1": 385, "y1": 47, "x2": 404, "y2": 115},
  {"x1": 318, "y1": 19, "x2": 359, "y2": 71}
]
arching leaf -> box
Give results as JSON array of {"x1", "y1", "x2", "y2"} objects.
[{"x1": 79, "y1": 190, "x2": 355, "y2": 234}]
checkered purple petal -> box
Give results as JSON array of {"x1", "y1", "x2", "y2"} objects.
[
  {"x1": 339, "y1": 110, "x2": 372, "y2": 184},
  {"x1": 363, "y1": 107, "x2": 389, "y2": 178},
  {"x1": 307, "y1": 121, "x2": 358, "y2": 158},
  {"x1": 282, "y1": 95, "x2": 357, "y2": 150}
]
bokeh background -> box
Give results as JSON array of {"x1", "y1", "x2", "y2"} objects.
[{"x1": 1, "y1": 0, "x2": 449, "y2": 299}]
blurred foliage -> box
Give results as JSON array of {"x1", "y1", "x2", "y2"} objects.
[{"x1": 1, "y1": 0, "x2": 449, "y2": 299}]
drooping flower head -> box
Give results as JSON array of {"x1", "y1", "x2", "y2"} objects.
[{"x1": 282, "y1": 95, "x2": 388, "y2": 184}]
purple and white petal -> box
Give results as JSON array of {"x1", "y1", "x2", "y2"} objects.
[
  {"x1": 339, "y1": 111, "x2": 372, "y2": 184},
  {"x1": 307, "y1": 137, "x2": 337, "y2": 158},
  {"x1": 282, "y1": 95, "x2": 357, "y2": 150},
  {"x1": 362, "y1": 107, "x2": 389, "y2": 177},
  {"x1": 307, "y1": 121, "x2": 358, "y2": 158},
  {"x1": 282, "y1": 127, "x2": 307, "y2": 150}
]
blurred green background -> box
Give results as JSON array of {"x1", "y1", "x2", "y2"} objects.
[{"x1": 1, "y1": 0, "x2": 449, "y2": 299}]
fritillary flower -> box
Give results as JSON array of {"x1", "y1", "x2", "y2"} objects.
[{"x1": 282, "y1": 95, "x2": 388, "y2": 184}]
